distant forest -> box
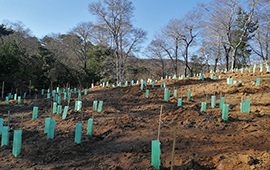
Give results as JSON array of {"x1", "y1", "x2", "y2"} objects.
[{"x1": 0, "y1": 0, "x2": 269, "y2": 93}]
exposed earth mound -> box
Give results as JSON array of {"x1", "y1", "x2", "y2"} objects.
[{"x1": 1, "y1": 67, "x2": 270, "y2": 170}]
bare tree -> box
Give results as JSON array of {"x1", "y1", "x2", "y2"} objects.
[
  {"x1": 151, "y1": 8, "x2": 201, "y2": 76},
  {"x1": 89, "y1": 0, "x2": 146, "y2": 83},
  {"x1": 145, "y1": 39, "x2": 168, "y2": 77},
  {"x1": 200, "y1": 0, "x2": 269, "y2": 70},
  {"x1": 251, "y1": 7, "x2": 270, "y2": 61},
  {"x1": 68, "y1": 22, "x2": 94, "y2": 75},
  {"x1": 3, "y1": 20, "x2": 40, "y2": 56}
]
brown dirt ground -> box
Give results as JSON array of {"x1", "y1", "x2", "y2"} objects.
[{"x1": 1, "y1": 67, "x2": 270, "y2": 170}]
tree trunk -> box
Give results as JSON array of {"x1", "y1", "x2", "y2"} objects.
[
  {"x1": 214, "y1": 58, "x2": 218, "y2": 72},
  {"x1": 231, "y1": 48, "x2": 237, "y2": 70}
]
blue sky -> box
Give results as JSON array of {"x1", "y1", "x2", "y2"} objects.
[{"x1": 0, "y1": 0, "x2": 212, "y2": 53}]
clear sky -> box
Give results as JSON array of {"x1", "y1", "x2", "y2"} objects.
[{"x1": 0, "y1": 0, "x2": 212, "y2": 52}]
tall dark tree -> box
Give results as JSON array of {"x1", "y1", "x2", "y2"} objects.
[{"x1": 0, "y1": 24, "x2": 13, "y2": 45}]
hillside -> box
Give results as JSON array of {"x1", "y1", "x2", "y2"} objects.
[{"x1": 0, "y1": 66, "x2": 270, "y2": 170}]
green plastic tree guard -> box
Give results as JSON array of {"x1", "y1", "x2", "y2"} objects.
[
  {"x1": 152, "y1": 81, "x2": 155, "y2": 88},
  {"x1": 160, "y1": 84, "x2": 163, "y2": 88},
  {"x1": 211, "y1": 74, "x2": 213, "y2": 79},
  {"x1": 47, "y1": 93, "x2": 50, "y2": 99},
  {"x1": 219, "y1": 75, "x2": 221, "y2": 79},
  {"x1": 53, "y1": 102, "x2": 57, "y2": 114},
  {"x1": 187, "y1": 74, "x2": 190, "y2": 79},
  {"x1": 18, "y1": 96, "x2": 21, "y2": 104},
  {"x1": 164, "y1": 81, "x2": 166, "y2": 87},
  {"x1": 57, "y1": 95, "x2": 61, "y2": 104},
  {"x1": 57, "y1": 105, "x2": 62, "y2": 114},
  {"x1": 146, "y1": 89, "x2": 149, "y2": 98},
  {"x1": 41, "y1": 89, "x2": 44, "y2": 95},
  {"x1": 0, "y1": 118, "x2": 3, "y2": 135},
  {"x1": 47, "y1": 119, "x2": 56, "y2": 139},
  {"x1": 75, "y1": 123, "x2": 82, "y2": 144},
  {"x1": 92, "y1": 100, "x2": 97, "y2": 111},
  {"x1": 240, "y1": 103, "x2": 244, "y2": 112},
  {"x1": 253, "y1": 67, "x2": 256, "y2": 73},
  {"x1": 14, "y1": 94, "x2": 17, "y2": 100},
  {"x1": 200, "y1": 102, "x2": 207, "y2": 112},
  {"x1": 62, "y1": 106, "x2": 69, "y2": 119},
  {"x1": 23, "y1": 93, "x2": 26, "y2": 99},
  {"x1": 214, "y1": 75, "x2": 217, "y2": 80},
  {"x1": 87, "y1": 118, "x2": 93, "y2": 135},
  {"x1": 151, "y1": 140, "x2": 161, "y2": 169},
  {"x1": 55, "y1": 94, "x2": 58, "y2": 102},
  {"x1": 211, "y1": 96, "x2": 216, "y2": 108},
  {"x1": 12, "y1": 130, "x2": 22, "y2": 157},
  {"x1": 256, "y1": 78, "x2": 260, "y2": 86},
  {"x1": 63, "y1": 92, "x2": 66, "y2": 100},
  {"x1": 227, "y1": 78, "x2": 230, "y2": 85},
  {"x1": 68, "y1": 93, "x2": 71, "y2": 103},
  {"x1": 174, "y1": 89, "x2": 177, "y2": 98},
  {"x1": 1, "y1": 126, "x2": 9, "y2": 146},
  {"x1": 187, "y1": 90, "x2": 191, "y2": 100},
  {"x1": 219, "y1": 97, "x2": 225, "y2": 110},
  {"x1": 84, "y1": 89, "x2": 87, "y2": 95},
  {"x1": 164, "y1": 89, "x2": 169, "y2": 102},
  {"x1": 44, "y1": 117, "x2": 51, "y2": 133},
  {"x1": 6, "y1": 96, "x2": 9, "y2": 104},
  {"x1": 78, "y1": 94, "x2": 81, "y2": 101},
  {"x1": 75, "y1": 101, "x2": 82, "y2": 111},
  {"x1": 222, "y1": 104, "x2": 229, "y2": 121},
  {"x1": 140, "y1": 82, "x2": 144, "y2": 90},
  {"x1": 177, "y1": 98, "x2": 182, "y2": 106},
  {"x1": 202, "y1": 75, "x2": 205, "y2": 81},
  {"x1": 125, "y1": 81, "x2": 128, "y2": 87},
  {"x1": 97, "y1": 101, "x2": 103, "y2": 112},
  {"x1": 32, "y1": 106, "x2": 38, "y2": 119},
  {"x1": 244, "y1": 99, "x2": 250, "y2": 113},
  {"x1": 74, "y1": 88, "x2": 77, "y2": 94}
]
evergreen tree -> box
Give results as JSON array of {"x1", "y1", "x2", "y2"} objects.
[{"x1": 233, "y1": 8, "x2": 258, "y2": 68}]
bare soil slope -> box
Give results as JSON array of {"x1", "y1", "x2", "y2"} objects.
[{"x1": 1, "y1": 67, "x2": 270, "y2": 170}]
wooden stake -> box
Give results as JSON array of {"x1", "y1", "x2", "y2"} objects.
[
  {"x1": 21, "y1": 113, "x2": 24, "y2": 129},
  {"x1": 81, "y1": 102, "x2": 83, "y2": 123},
  {"x1": 181, "y1": 88, "x2": 183, "y2": 99},
  {"x1": 171, "y1": 129, "x2": 177, "y2": 170},
  {"x1": 220, "y1": 91, "x2": 222, "y2": 99},
  {"x1": 157, "y1": 105, "x2": 163, "y2": 141},
  {"x1": 1, "y1": 81, "x2": 4, "y2": 100},
  {"x1": 29, "y1": 80, "x2": 31, "y2": 96},
  {"x1": 8, "y1": 110, "x2": 10, "y2": 127},
  {"x1": 51, "y1": 100, "x2": 53, "y2": 118}
]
